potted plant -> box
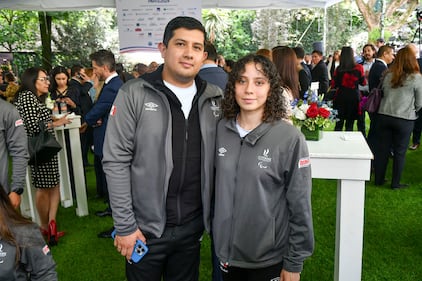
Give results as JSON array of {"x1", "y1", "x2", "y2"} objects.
[{"x1": 291, "y1": 91, "x2": 337, "y2": 141}]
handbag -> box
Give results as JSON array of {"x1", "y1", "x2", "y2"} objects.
[
  {"x1": 28, "y1": 122, "x2": 62, "y2": 165},
  {"x1": 363, "y1": 80, "x2": 383, "y2": 113}
]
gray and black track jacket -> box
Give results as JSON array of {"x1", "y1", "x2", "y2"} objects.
[
  {"x1": 102, "y1": 67, "x2": 223, "y2": 238},
  {"x1": 0, "y1": 224, "x2": 57, "y2": 281},
  {"x1": 0, "y1": 98, "x2": 28, "y2": 194},
  {"x1": 213, "y1": 119, "x2": 314, "y2": 272}
]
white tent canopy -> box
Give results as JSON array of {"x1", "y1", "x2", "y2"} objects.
[{"x1": 0, "y1": 0, "x2": 342, "y2": 11}]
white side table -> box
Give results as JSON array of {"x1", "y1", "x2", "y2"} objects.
[
  {"x1": 54, "y1": 115, "x2": 89, "y2": 217},
  {"x1": 20, "y1": 168, "x2": 40, "y2": 224},
  {"x1": 307, "y1": 131, "x2": 373, "y2": 281}
]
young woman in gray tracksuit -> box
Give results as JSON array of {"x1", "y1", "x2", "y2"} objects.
[
  {"x1": 0, "y1": 185, "x2": 57, "y2": 281},
  {"x1": 212, "y1": 54, "x2": 314, "y2": 281}
]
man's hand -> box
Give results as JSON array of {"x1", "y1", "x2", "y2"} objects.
[
  {"x1": 80, "y1": 122, "x2": 88, "y2": 133},
  {"x1": 114, "y1": 229, "x2": 147, "y2": 261},
  {"x1": 280, "y1": 269, "x2": 300, "y2": 281},
  {"x1": 79, "y1": 69, "x2": 91, "y2": 84},
  {"x1": 8, "y1": 192, "x2": 21, "y2": 209}
]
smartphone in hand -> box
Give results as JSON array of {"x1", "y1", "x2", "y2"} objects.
[{"x1": 111, "y1": 230, "x2": 148, "y2": 263}]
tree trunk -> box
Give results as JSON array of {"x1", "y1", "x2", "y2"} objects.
[
  {"x1": 355, "y1": 0, "x2": 419, "y2": 33},
  {"x1": 38, "y1": 12, "x2": 52, "y2": 72}
]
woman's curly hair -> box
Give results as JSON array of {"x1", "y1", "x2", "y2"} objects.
[{"x1": 222, "y1": 54, "x2": 289, "y2": 122}]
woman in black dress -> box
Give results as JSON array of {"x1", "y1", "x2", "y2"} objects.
[
  {"x1": 49, "y1": 66, "x2": 81, "y2": 115},
  {"x1": 14, "y1": 67, "x2": 71, "y2": 246}
]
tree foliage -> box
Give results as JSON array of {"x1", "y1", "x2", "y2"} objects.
[
  {"x1": 287, "y1": 9, "x2": 326, "y2": 52},
  {"x1": 203, "y1": 9, "x2": 258, "y2": 61},
  {"x1": 249, "y1": 6, "x2": 360, "y2": 55},
  {"x1": 252, "y1": 9, "x2": 293, "y2": 48},
  {"x1": 0, "y1": 10, "x2": 41, "y2": 75},
  {"x1": 2, "y1": 5, "x2": 421, "y2": 73},
  {"x1": 202, "y1": 9, "x2": 229, "y2": 44},
  {"x1": 0, "y1": 10, "x2": 39, "y2": 52},
  {"x1": 324, "y1": 2, "x2": 366, "y2": 54},
  {"x1": 0, "y1": 9, "x2": 118, "y2": 72},
  {"x1": 51, "y1": 9, "x2": 118, "y2": 67}
]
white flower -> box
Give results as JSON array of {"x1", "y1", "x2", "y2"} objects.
[
  {"x1": 299, "y1": 103, "x2": 310, "y2": 111},
  {"x1": 293, "y1": 108, "x2": 307, "y2": 120},
  {"x1": 45, "y1": 95, "x2": 54, "y2": 110}
]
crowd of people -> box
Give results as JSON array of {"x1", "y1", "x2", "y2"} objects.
[
  {"x1": 1, "y1": 14, "x2": 421, "y2": 281},
  {"x1": 265, "y1": 41, "x2": 422, "y2": 191}
]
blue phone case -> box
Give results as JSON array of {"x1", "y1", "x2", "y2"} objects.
[{"x1": 111, "y1": 230, "x2": 149, "y2": 263}]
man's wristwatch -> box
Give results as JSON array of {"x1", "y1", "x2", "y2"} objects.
[{"x1": 11, "y1": 188, "x2": 24, "y2": 195}]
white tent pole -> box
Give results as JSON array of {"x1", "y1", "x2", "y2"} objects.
[{"x1": 297, "y1": 18, "x2": 316, "y2": 45}]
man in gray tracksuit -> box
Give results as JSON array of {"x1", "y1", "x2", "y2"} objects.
[
  {"x1": 102, "y1": 16, "x2": 223, "y2": 281},
  {"x1": 0, "y1": 98, "x2": 29, "y2": 208}
]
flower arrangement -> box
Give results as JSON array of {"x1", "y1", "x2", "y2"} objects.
[
  {"x1": 45, "y1": 93, "x2": 55, "y2": 110},
  {"x1": 291, "y1": 90, "x2": 337, "y2": 131}
]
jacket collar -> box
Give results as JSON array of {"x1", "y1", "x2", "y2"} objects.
[
  {"x1": 140, "y1": 64, "x2": 222, "y2": 101},
  {"x1": 225, "y1": 118, "x2": 273, "y2": 146}
]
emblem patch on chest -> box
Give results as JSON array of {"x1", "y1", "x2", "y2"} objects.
[
  {"x1": 218, "y1": 147, "x2": 227, "y2": 157},
  {"x1": 257, "y1": 149, "x2": 271, "y2": 169},
  {"x1": 145, "y1": 102, "x2": 158, "y2": 111}
]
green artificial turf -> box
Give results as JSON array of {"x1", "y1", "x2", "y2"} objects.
[{"x1": 48, "y1": 132, "x2": 421, "y2": 281}]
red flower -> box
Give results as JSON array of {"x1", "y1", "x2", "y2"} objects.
[
  {"x1": 306, "y1": 103, "x2": 319, "y2": 118},
  {"x1": 318, "y1": 107, "x2": 330, "y2": 118}
]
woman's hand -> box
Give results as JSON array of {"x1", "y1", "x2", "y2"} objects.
[
  {"x1": 63, "y1": 97, "x2": 76, "y2": 109},
  {"x1": 53, "y1": 115, "x2": 72, "y2": 127}
]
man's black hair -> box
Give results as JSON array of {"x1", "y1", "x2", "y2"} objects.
[
  {"x1": 312, "y1": 50, "x2": 323, "y2": 56},
  {"x1": 204, "y1": 41, "x2": 218, "y2": 62},
  {"x1": 377, "y1": 45, "x2": 394, "y2": 58},
  {"x1": 89, "y1": 49, "x2": 116, "y2": 72},
  {"x1": 70, "y1": 64, "x2": 83, "y2": 77},
  {"x1": 293, "y1": 46, "x2": 305, "y2": 59},
  {"x1": 162, "y1": 16, "x2": 206, "y2": 46}
]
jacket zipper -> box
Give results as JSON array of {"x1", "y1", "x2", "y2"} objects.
[
  {"x1": 176, "y1": 118, "x2": 189, "y2": 225},
  {"x1": 226, "y1": 136, "x2": 245, "y2": 265}
]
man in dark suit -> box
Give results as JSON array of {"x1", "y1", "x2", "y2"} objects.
[
  {"x1": 69, "y1": 65, "x2": 93, "y2": 167},
  {"x1": 80, "y1": 50, "x2": 123, "y2": 237},
  {"x1": 293, "y1": 46, "x2": 312, "y2": 99},
  {"x1": 199, "y1": 41, "x2": 228, "y2": 91},
  {"x1": 368, "y1": 45, "x2": 395, "y2": 91},
  {"x1": 69, "y1": 65, "x2": 92, "y2": 98},
  {"x1": 366, "y1": 45, "x2": 395, "y2": 155},
  {"x1": 310, "y1": 50, "x2": 329, "y2": 96}
]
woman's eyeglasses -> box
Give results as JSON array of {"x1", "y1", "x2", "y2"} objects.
[{"x1": 37, "y1": 76, "x2": 50, "y2": 82}]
